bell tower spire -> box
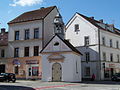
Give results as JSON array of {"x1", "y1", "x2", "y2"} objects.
[{"x1": 53, "y1": 13, "x2": 64, "y2": 39}]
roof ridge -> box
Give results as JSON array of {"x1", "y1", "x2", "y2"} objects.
[
  {"x1": 23, "y1": 6, "x2": 56, "y2": 15},
  {"x1": 8, "y1": 6, "x2": 56, "y2": 24}
]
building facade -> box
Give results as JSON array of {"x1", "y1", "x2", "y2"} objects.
[
  {"x1": 0, "y1": 28, "x2": 8, "y2": 74},
  {"x1": 6, "y1": 6, "x2": 59, "y2": 79},
  {"x1": 65, "y1": 13, "x2": 120, "y2": 80},
  {"x1": 41, "y1": 14, "x2": 82, "y2": 82}
]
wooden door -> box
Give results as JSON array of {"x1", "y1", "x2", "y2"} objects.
[{"x1": 52, "y1": 63, "x2": 62, "y2": 81}]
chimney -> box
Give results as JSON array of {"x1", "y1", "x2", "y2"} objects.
[
  {"x1": 40, "y1": 7, "x2": 44, "y2": 9},
  {"x1": 90, "y1": 16, "x2": 94, "y2": 19},
  {"x1": 108, "y1": 24, "x2": 114, "y2": 27},
  {"x1": 99, "y1": 19, "x2": 103, "y2": 23},
  {"x1": 1, "y1": 28, "x2": 6, "y2": 33}
]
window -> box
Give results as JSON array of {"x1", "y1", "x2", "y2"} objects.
[
  {"x1": 15, "y1": 31, "x2": 19, "y2": 40},
  {"x1": 85, "y1": 52, "x2": 90, "y2": 62},
  {"x1": 54, "y1": 42, "x2": 59, "y2": 46},
  {"x1": 110, "y1": 53, "x2": 113, "y2": 62},
  {"x1": 32, "y1": 67, "x2": 39, "y2": 76},
  {"x1": 34, "y1": 28, "x2": 39, "y2": 39},
  {"x1": 85, "y1": 67, "x2": 90, "y2": 76},
  {"x1": 116, "y1": 41, "x2": 119, "y2": 49},
  {"x1": 24, "y1": 47, "x2": 29, "y2": 57},
  {"x1": 102, "y1": 37, "x2": 105, "y2": 45},
  {"x1": 74, "y1": 24, "x2": 79, "y2": 32},
  {"x1": 102, "y1": 52, "x2": 106, "y2": 61},
  {"x1": 76, "y1": 61, "x2": 78, "y2": 73},
  {"x1": 34, "y1": 46, "x2": 39, "y2": 56},
  {"x1": 117, "y1": 54, "x2": 119, "y2": 62},
  {"x1": 25, "y1": 29, "x2": 29, "y2": 40},
  {"x1": 14, "y1": 48, "x2": 19, "y2": 57},
  {"x1": 1, "y1": 49, "x2": 5, "y2": 58},
  {"x1": 14, "y1": 66, "x2": 19, "y2": 75},
  {"x1": 84, "y1": 36, "x2": 89, "y2": 46},
  {"x1": 110, "y1": 39, "x2": 112, "y2": 47}
]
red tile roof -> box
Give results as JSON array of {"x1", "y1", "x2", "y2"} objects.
[
  {"x1": 0, "y1": 32, "x2": 8, "y2": 46},
  {"x1": 8, "y1": 6, "x2": 56, "y2": 24},
  {"x1": 76, "y1": 12, "x2": 120, "y2": 35}
]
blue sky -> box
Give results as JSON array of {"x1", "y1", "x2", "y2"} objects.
[{"x1": 0, "y1": 0, "x2": 120, "y2": 30}]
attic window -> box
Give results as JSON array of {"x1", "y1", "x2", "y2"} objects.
[
  {"x1": 74, "y1": 24, "x2": 80, "y2": 34},
  {"x1": 54, "y1": 42, "x2": 59, "y2": 46}
]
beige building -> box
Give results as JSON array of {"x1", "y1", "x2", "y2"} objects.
[
  {"x1": 6, "y1": 6, "x2": 60, "y2": 79},
  {"x1": 0, "y1": 28, "x2": 8, "y2": 74}
]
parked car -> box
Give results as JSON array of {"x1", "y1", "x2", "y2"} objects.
[
  {"x1": 111, "y1": 73, "x2": 120, "y2": 81},
  {"x1": 0, "y1": 73, "x2": 16, "y2": 82}
]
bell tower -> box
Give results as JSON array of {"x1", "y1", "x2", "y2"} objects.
[{"x1": 53, "y1": 13, "x2": 64, "y2": 39}]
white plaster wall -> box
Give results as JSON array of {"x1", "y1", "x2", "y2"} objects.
[
  {"x1": 76, "y1": 46, "x2": 99, "y2": 61},
  {"x1": 44, "y1": 7, "x2": 59, "y2": 47},
  {"x1": 8, "y1": 40, "x2": 42, "y2": 57},
  {"x1": 65, "y1": 13, "x2": 98, "y2": 47},
  {"x1": 100, "y1": 30, "x2": 120, "y2": 62},
  {"x1": 81, "y1": 62, "x2": 99, "y2": 79},
  {"x1": 43, "y1": 36, "x2": 71, "y2": 53},
  {"x1": 8, "y1": 20, "x2": 43, "y2": 58},
  {"x1": 8, "y1": 20, "x2": 42, "y2": 41},
  {"x1": 41, "y1": 53, "x2": 81, "y2": 82}
]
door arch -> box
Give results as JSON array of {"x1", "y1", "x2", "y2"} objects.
[{"x1": 52, "y1": 63, "x2": 62, "y2": 81}]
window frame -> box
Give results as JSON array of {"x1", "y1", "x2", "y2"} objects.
[
  {"x1": 24, "y1": 47, "x2": 29, "y2": 57},
  {"x1": 84, "y1": 36, "x2": 89, "y2": 46},
  {"x1": 110, "y1": 39, "x2": 113, "y2": 47},
  {"x1": 15, "y1": 31, "x2": 19, "y2": 40},
  {"x1": 25, "y1": 29, "x2": 30, "y2": 40},
  {"x1": 74, "y1": 24, "x2": 79, "y2": 32},
  {"x1": 116, "y1": 41, "x2": 119, "y2": 49},
  {"x1": 34, "y1": 46, "x2": 39, "y2": 56},
  {"x1": 110, "y1": 53, "x2": 113, "y2": 62},
  {"x1": 1, "y1": 49, "x2": 5, "y2": 58},
  {"x1": 14, "y1": 65, "x2": 19, "y2": 75},
  {"x1": 102, "y1": 37, "x2": 106, "y2": 46},
  {"x1": 14, "y1": 47, "x2": 19, "y2": 57},
  {"x1": 102, "y1": 52, "x2": 106, "y2": 61},
  {"x1": 85, "y1": 67, "x2": 90, "y2": 76},
  {"x1": 85, "y1": 52, "x2": 90, "y2": 62},
  {"x1": 34, "y1": 28, "x2": 39, "y2": 39}
]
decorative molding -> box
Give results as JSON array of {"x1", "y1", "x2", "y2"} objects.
[{"x1": 48, "y1": 53, "x2": 64, "y2": 63}]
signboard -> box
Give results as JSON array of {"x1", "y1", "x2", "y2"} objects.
[
  {"x1": 13, "y1": 59, "x2": 20, "y2": 65},
  {"x1": 26, "y1": 60, "x2": 39, "y2": 64},
  {"x1": 109, "y1": 64, "x2": 115, "y2": 68}
]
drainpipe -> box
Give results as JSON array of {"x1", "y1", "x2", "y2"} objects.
[
  {"x1": 42, "y1": 19, "x2": 44, "y2": 48},
  {"x1": 98, "y1": 28, "x2": 101, "y2": 80}
]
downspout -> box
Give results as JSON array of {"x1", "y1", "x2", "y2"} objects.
[
  {"x1": 42, "y1": 19, "x2": 44, "y2": 48},
  {"x1": 98, "y1": 28, "x2": 101, "y2": 80}
]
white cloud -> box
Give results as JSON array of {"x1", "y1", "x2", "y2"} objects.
[{"x1": 10, "y1": 0, "x2": 43, "y2": 7}]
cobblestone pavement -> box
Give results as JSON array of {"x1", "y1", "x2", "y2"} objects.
[{"x1": 0, "y1": 80, "x2": 120, "y2": 90}]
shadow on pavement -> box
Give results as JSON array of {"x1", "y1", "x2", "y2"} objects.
[
  {"x1": 0, "y1": 85, "x2": 35, "y2": 90},
  {"x1": 81, "y1": 81, "x2": 120, "y2": 85}
]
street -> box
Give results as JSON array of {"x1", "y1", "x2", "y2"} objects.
[{"x1": 0, "y1": 80, "x2": 120, "y2": 90}]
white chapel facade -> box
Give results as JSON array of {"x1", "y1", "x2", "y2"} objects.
[{"x1": 40, "y1": 14, "x2": 82, "y2": 82}]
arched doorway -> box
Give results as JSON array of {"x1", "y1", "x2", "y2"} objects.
[{"x1": 52, "y1": 63, "x2": 62, "y2": 81}]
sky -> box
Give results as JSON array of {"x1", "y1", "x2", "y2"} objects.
[{"x1": 0, "y1": 0, "x2": 120, "y2": 30}]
